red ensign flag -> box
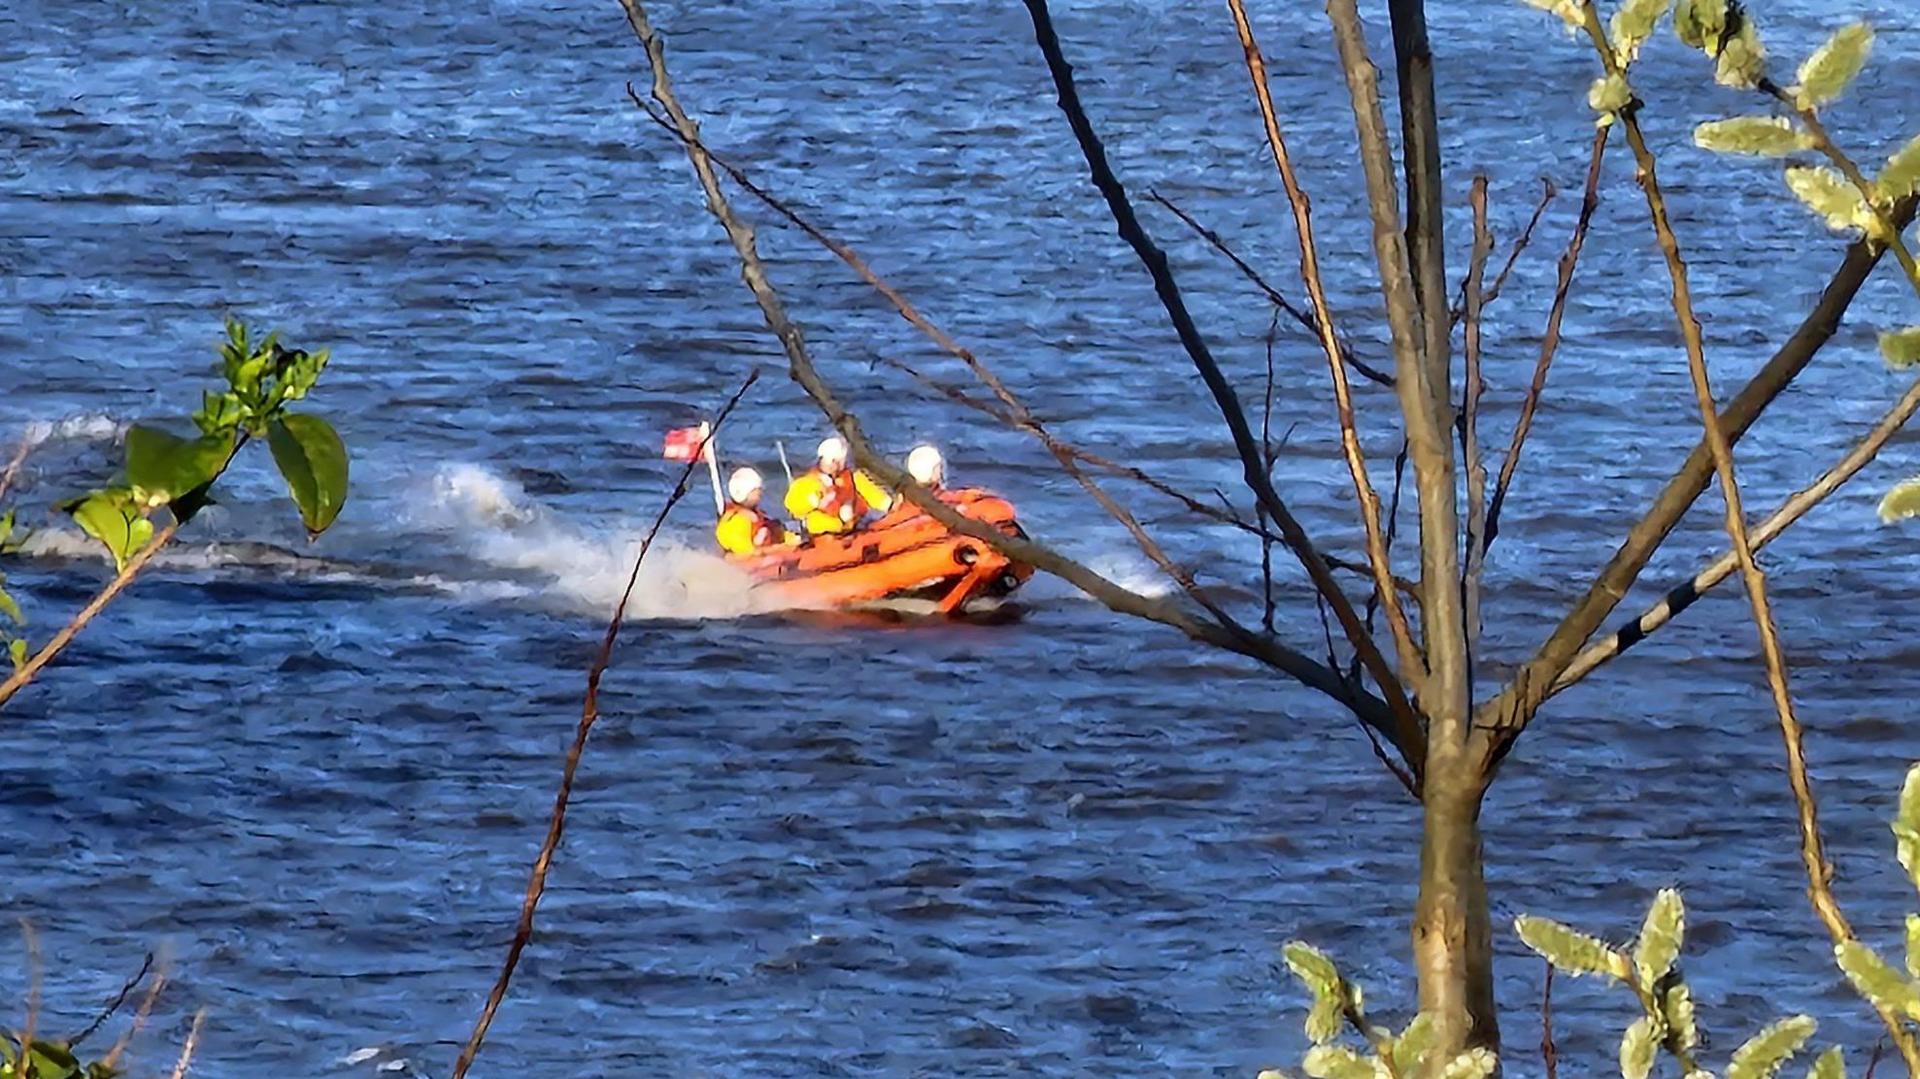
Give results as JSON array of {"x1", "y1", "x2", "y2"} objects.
[{"x1": 662, "y1": 425, "x2": 708, "y2": 461}]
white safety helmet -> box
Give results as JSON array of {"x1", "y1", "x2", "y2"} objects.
[
  {"x1": 816, "y1": 435, "x2": 849, "y2": 468},
  {"x1": 906, "y1": 443, "x2": 946, "y2": 488},
  {"x1": 726, "y1": 466, "x2": 764, "y2": 503}
]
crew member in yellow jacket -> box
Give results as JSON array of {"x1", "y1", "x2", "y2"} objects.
[
  {"x1": 784, "y1": 435, "x2": 892, "y2": 535},
  {"x1": 715, "y1": 467, "x2": 799, "y2": 556}
]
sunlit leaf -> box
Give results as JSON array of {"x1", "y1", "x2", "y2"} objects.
[
  {"x1": 1635, "y1": 889, "x2": 1685, "y2": 986},
  {"x1": 192, "y1": 390, "x2": 246, "y2": 437},
  {"x1": 1806, "y1": 1045, "x2": 1846, "y2": 1079},
  {"x1": 1305, "y1": 998, "x2": 1343, "y2": 1044},
  {"x1": 1589, "y1": 74, "x2": 1633, "y2": 125},
  {"x1": 1440, "y1": 1049, "x2": 1498, "y2": 1079},
  {"x1": 1882, "y1": 479, "x2": 1920, "y2": 525},
  {"x1": 1834, "y1": 941, "x2": 1920, "y2": 1018},
  {"x1": 0, "y1": 585, "x2": 20, "y2": 626},
  {"x1": 1879, "y1": 135, "x2": 1920, "y2": 201},
  {"x1": 1715, "y1": 19, "x2": 1769, "y2": 89},
  {"x1": 1785, "y1": 166, "x2": 1869, "y2": 232},
  {"x1": 1611, "y1": 0, "x2": 1674, "y2": 64},
  {"x1": 1515, "y1": 915, "x2": 1629, "y2": 978},
  {"x1": 1897, "y1": 765, "x2": 1920, "y2": 893},
  {"x1": 1522, "y1": 0, "x2": 1582, "y2": 30},
  {"x1": 7, "y1": 637, "x2": 24, "y2": 671},
  {"x1": 62, "y1": 490, "x2": 154, "y2": 572},
  {"x1": 1301, "y1": 1045, "x2": 1376, "y2": 1079},
  {"x1": 1621, "y1": 1015, "x2": 1660, "y2": 1079},
  {"x1": 1663, "y1": 980, "x2": 1700, "y2": 1052},
  {"x1": 1674, "y1": 0, "x2": 1728, "y2": 50},
  {"x1": 1882, "y1": 328, "x2": 1920, "y2": 370},
  {"x1": 1793, "y1": 23, "x2": 1872, "y2": 110},
  {"x1": 268, "y1": 413, "x2": 350, "y2": 538},
  {"x1": 125, "y1": 424, "x2": 229, "y2": 521},
  {"x1": 1390, "y1": 1012, "x2": 1435, "y2": 1075},
  {"x1": 1728, "y1": 1015, "x2": 1816, "y2": 1079},
  {"x1": 1906, "y1": 914, "x2": 1920, "y2": 981},
  {"x1": 1695, "y1": 116, "x2": 1812, "y2": 156}
]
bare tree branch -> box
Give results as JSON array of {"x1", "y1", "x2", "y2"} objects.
[
  {"x1": 454, "y1": 374, "x2": 758, "y2": 1078},
  {"x1": 1386, "y1": 0, "x2": 1450, "y2": 408},
  {"x1": 1460, "y1": 177, "x2": 1493, "y2": 657},
  {"x1": 1453, "y1": 177, "x2": 1557, "y2": 323},
  {"x1": 1148, "y1": 190, "x2": 1395, "y2": 387},
  {"x1": 1485, "y1": 128, "x2": 1609, "y2": 551},
  {"x1": 1555, "y1": 371, "x2": 1920, "y2": 693},
  {"x1": 1224, "y1": 0, "x2": 1429, "y2": 693},
  {"x1": 1018, "y1": 0, "x2": 1426, "y2": 764},
  {"x1": 621, "y1": 0, "x2": 1420, "y2": 777}
]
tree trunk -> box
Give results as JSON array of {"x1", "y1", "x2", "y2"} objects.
[{"x1": 1414, "y1": 762, "x2": 1500, "y2": 1069}]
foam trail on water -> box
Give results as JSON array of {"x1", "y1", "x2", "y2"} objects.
[
  {"x1": 419, "y1": 464, "x2": 769, "y2": 621},
  {"x1": 1083, "y1": 551, "x2": 1175, "y2": 599}
]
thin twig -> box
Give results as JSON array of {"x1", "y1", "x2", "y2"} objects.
[
  {"x1": 165, "y1": 1009, "x2": 205, "y2": 1079},
  {"x1": 451, "y1": 372, "x2": 758, "y2": 1078},
  {"x1": 1148, "y1": 190, "x2": 1394, "y2": 387},
  {"x1": 1225, "y1": 0, "x2": 1430, "y2": 693},
  {"x1": 1460, "y1": 176, "x2": 1493, "y2": 657},
  {"x1": 1576, "y1": 8, "x2": 1920, "y2": 1072},
  {"x1": 1540, "y1": 963, "x2": 1558, "y2": 1079},
  {"x1": 100, "y1": 969, "x2": 167, "y2": 1070},
  {"x1": 0, "y1": 519, "x2": 183, "y2": 711},
  {"x1": 1556, "y1": 371, "x2": 1920, "y2": 693},
  {"x1": 0, "y1": 439, "x2": 33, "y2": 506},
  {"x1": 17, "y1": 920, "x2": 40, "y2": 1078},
  {"x1": 68, "y1": 953, "x2": 155, "y2": 1049},
  {"x1": 1262, "y1": 307, "x2": 1280, "y2": 635},
  {"x1": 1485, "y1": 127, "x2": 1609, "y2": 551},
  {"x1": 1451, "y1": 177, "x2": 1557, "y2": 323}
]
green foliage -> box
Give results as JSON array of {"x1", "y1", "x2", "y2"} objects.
[
  {"x1": 1523, "y1": 0, "x2": 1582, "y2": 30},
  {"x1": 1833, "y1": 940, "x2": 1920, "y2": 1019},
  {"x1": 1897, "y1": 765, "x2": 1920, "y2": 893},
  {"x1": 1879, "y1": 135, "x2": 1920, "y2": 201},
  {"x1": 1674, "y1": 0, "x2": 1729, "y2": 51},
  {"x1": 1784, "y1": 166, "x2": 1870, "y2": 232},
  {"x1": 60, "y1": 490, "x2": 153, "y2": 573},
  {"x1": 267, "y1": 414, "x2": 350, "y2": 539},
  {"x1": 1611, "y1": 0, "x2": 1675, "y2": 65},
  {"x1": 1300, "y1": 1045, "x2": 1372, "y2": 1079},
  {"x1": 52, "y1": 319, "x2": 350, "y2": 569},
  {"x1": 1661, "y1": 980, "x2": 1700, "y2": 1053},
  {"x1": 1438, "y1": 1051, "x2": 1498, "y2": 1079},
  {"x1": 1792, "y1": 23, "x2": 1872, "y2": 110},
  {"x1": 1906, "y1": 914, "x2": 1920, "y2": 981},
  {"x1": 1620, "y1": 1014, "x2": 1660, "y2": 1079},
  {"x1": 1806, "y1": 1046, "x2": 1847, "y2": 1079},
  {"x1": 1714, "y1": 17, "x2": 1768, "y2": 89},
  {"x1": 1694, "y1": 117, "x2": 1813, "y2": 156},
  {"x1": 1881, "y1": 328, "x2": 1920, "y2": 370},
  {"x1": 0, "y1": 511, "x2": 25, "y2": 672},
  {"x1": 1515, "y1": 915, "x2": 1629, "y2": 978},
  {"x1": 1727, "y1": 1015, "x2": 1817, "y2": 1079},
  {"x1": 0, "y1": 1036, "x2": 120, "y2": 1079},
  {"x1": 1589, "y1": 74, "x2": 1634, "y2": 125},
  {"x1": 1634, "y1": 888, "x2": 1685, "y2": 986},
  {"x1": 1881, "y1": 479, "x2": 1920, "y2": 524}
]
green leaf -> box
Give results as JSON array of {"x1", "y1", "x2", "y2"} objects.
[
  {"x1": 1611, "y1": 0, "x2": 1674, "y2": 64},
  {"x1": 1793, "y1": 23, "x2": 1872, "y2": 110},
  {"x1": 1663, "y1": 980, "x2": 1700, "y2": 1052},
  {"x1": 1391, "y1": 1012, "x2": 1435, "y2": 1075},
  {"x1": 125, "y1": 425, "x2": 229, "y2": 519},
  {"x1": 275, "y1": 347, "x2": 329, "y2": 406},
  {"x1": 1674, "y1": 0, "x2": 1728, "y2": 50},
  {"x1": 0, "y1": 586, "x2": 20, "y2": 626},
  {"x1": 1621, "y1": 1015, "x2": 1660, "y2": 1079},
  {"x1": 1634, "y1": 888, "x2": 1685, "y2": 986},
  {"x1": 1785, "y1": 166, "x2": 1870, "y2": 232},
  {"x1": 1715, "y1": 18, "x2": 1769, "y2": 89},
  {"x1": 1834, "y1": 941, "x2": 1920, "y2": 1018},
  {"x1": 1283, "y1": 942, "x2": 1343, "y2": 998},
  {"x1": 192, "y1": 390, "x2": 246, "y2": 437},
  {"x1": 1514, "y1": 915, "x2": 1629, "y2": 978},
  {"x1": 1907, "y1": 914, "x2": 1920, "y2": 980},
  {"x1": 1522, "y1": 0, "x2": 1582, "y2": 30},
  {"x1": 7, "y1": 638, "x2": 23, "y2": 671},
  {"x1": 1695, "y1": 116, "x2": 1813, "y2": 156},
  {"x1": 1439, "y1": 1050, "x2": 1498, "y2": 1079},
  {"x1": 1882, "y1": 479, "x2": 1920, "y2": 525},
  {"x1": 63, "y1": 490, "x2": 154, "y2": 572},
  {"x1": 1897, "y1": 765, "x2": 1920, "y2": 893},
  {"x1": 1806, "y1": 1045, "x2": 1846, "y2": 1079},
  {"x1": 1305, "y1": 997, "x2": 1343, "y2": 1044},
  {"x1": 1881, "y1": 328, "x2": 1920, "y2": 370},
  {"x1": 1301, "y1": 1045, "x2": 1375, "y2": 1079},
  {"x1": 1879, "y1": 135, "x2": 1920, "y2": 201},
  {"x1": 267, "y1": 413, "x2": 349, "y2": 538},
  {"x1": 1589, "y1": 74, "x2": 1634, "y2": 125},
  {"x1": 1728, "y1": 1015, "x2": 1817, "y2": 1079}
]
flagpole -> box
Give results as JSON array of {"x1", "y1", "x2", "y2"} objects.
[{"x1": 699, "y1": 421, "x2": 725, "y2": 513}]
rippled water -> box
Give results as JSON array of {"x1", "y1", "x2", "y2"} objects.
[{"x1": 5, "y1": 0, "x2": 1920, "y2": 1074}]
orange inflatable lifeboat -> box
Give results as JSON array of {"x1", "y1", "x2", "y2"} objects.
[{"x1": 731, "y1": 488, "x2": 1035, "y2": 614}]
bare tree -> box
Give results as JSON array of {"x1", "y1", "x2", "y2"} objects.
[{"x1": 611, "y1": 0, "x2": 1920, "y2": 1068}]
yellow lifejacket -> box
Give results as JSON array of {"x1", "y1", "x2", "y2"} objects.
[
  {"x1": 715, "y1": 502, "x2": 795, "y2": 555},
  {"x1": 783, "y1": 467, "x2": 893, "y2": 535}
]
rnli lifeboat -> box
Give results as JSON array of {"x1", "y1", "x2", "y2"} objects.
[{"x1": 730, "y1": 488, "x2": 1035, "y2": 614}]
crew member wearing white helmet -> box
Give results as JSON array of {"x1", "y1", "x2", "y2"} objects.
[
  {"x1": 783, "y1": 434, "x2": 893, "y2": 535},
  {"x1": 905, "y1": 443, "x2": 946, "y2": 491},
  {"x1": 715, "y1": 466, "x2": 797, "y2": 556}
]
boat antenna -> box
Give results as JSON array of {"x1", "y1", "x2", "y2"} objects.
[
  {"x1": 775, "y1": 439, "x2": 794, "y2": 485},
  {"x1": 699, "y1": 420, "x2": 724, "y2": 513}
]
